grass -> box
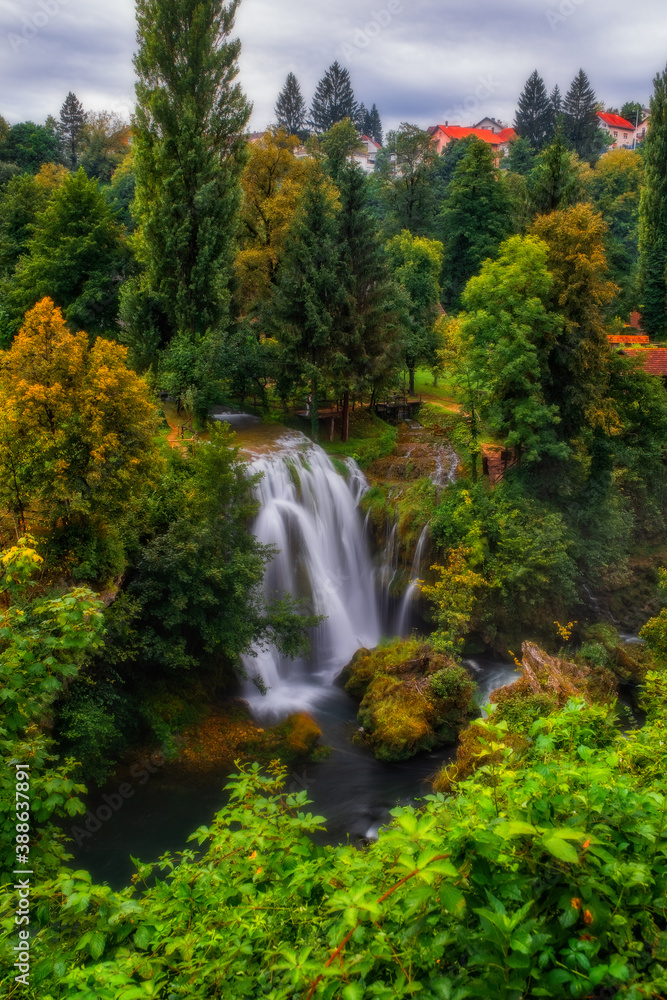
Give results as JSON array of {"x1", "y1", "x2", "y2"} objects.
[
  {"x1": 412, "y1": 368, "x2": 458, "y2": 406},
  {"x1": 321, "y1": 409, "x2": 398, "y2": 469}
]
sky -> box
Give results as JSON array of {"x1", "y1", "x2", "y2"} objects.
[{"x1": 1, "y1": 0, "x2": 666, "y2": 134}]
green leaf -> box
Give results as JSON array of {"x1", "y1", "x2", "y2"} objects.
[
  {"x1": 89, "y1": 931, "x2": 106, "y2": 959},
  {"x1": 342, "y1": 985, "x2": 365, "y2": 1000},
  {"x1": 542, "y1": 836, "x2": 579, "y2": 864}
]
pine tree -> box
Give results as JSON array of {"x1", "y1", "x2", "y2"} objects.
[
  {"x1": 550, "y1": 85, "x2": 562, "y2": 117},
  {"x1": 529, "y1": 120, "x2": 581, "y2": 215},
  {"x1": 439, "y1": 140, "x2": 512, "y2": 308},
  {"x1": 130, "y1": 0, "x2": 251, "y2": 349},
  {"x1": 367, "y1": 104, "x2": 383, "y2": 145},
  {"x1": 356, "y1": 102, "x2": 368, "y2": 133},
  {"x1": 58, "y1": 92, "x2": 87, "y2": 169},
  {"x1": 514, "y1": 71, "x2": 553, "y2": 150},
  {"x1": 275, "y1": 72, "x2": 307, "y2": 138},
  {"x1": 310, "y1": 62, "x2": 358, "y2": 134},
  {"x1": 563, "y1": 69, "x2": 601, "y2": 163},
  {"x1": 639, "y1": 66, "x2": 667, "y2": 337}
]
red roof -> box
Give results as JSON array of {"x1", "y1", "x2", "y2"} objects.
[
  {"x1": 430, "y1": 125, "x2": 508, "y2": 146},
  {"x1": 622, "y1": 348, "x2": 667, "y2": 377},
  {"x1": 598, "y1": 112, "x2": 635, "y2": 131},
  {"x1": 360, "y1": 134, "x2": 381, "y2": 149},
  {"x1": 496, "y1": 127, "x2": 518, "y2": 142}
]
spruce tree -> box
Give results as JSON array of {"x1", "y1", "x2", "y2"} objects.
[
  {"x1": 275, "y1": 72, "x2": 307, "y2": 138},
  {"x1": 514, "y1": 71, "x2": 553, "y2": 150},
  {"x1": 367, "y1": 104, "x2": 383, "y2": 145},
  {"x1": 310, "y1": 62, "x2": 358, "y2": 134},
  {"x1": 269, "y1": 166, "x2": 348, "y2": 438},
  {"x1": 336, "y1": 164, "x2": 402, "y2": 437},
  {"x1": 131, "y1": 0, "x2": 250, "y2": 348},
  {"x1": 639, "y1": 66, "x2": 667, "y2": 337},
  {"x1": 356, "y1": 102, "x2": 368, "y2": 133},
  {"x1": 563, "y1": 69, "x2": 601, "y2": 163},
  {"x1": 529, "y1": 120, "x2": 581, "y2": 215},
  {"x1": 59, "y1": 92, "x2": 87, "y2": 169},
  {"x1": 439, "y1": 140, "x2": 512, "y2": 308}
]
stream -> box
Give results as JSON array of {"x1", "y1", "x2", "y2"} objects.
[{"x1": 72, "y1": 425, "x2": 521, "y2": 889}]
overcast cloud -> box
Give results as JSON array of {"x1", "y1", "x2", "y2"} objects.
[{"x1": 1, "y1": 0, "x2": 666, "y2": 134}]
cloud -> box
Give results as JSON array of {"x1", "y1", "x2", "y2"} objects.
[{"x1": 1, "y1": 0, "x2": 665, "y2": 133}]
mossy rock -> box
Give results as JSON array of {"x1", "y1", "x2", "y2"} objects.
[
  {"x1": 240, "y1": 712, "x2": 329, "y2": 762},
  {"x1": 344, "y1": 639, "x2": 476, "y2": 762}
]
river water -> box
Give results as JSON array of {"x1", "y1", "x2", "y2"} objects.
[{"x1": 72, "y1": 425, "x2": 520, "y2": 888}]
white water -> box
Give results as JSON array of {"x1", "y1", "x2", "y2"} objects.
[
  {"x1": 396, "y1": 524, "x2": 430, "y2": 636},
  {"x1": 241, "y1": 436, "x2": 381, "y2": 716}
]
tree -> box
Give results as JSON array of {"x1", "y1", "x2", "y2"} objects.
[
  {"x1": 235, "y1": 128, "x2": 308, "y2": 309},
  {"x1": 514, "y1": 71, "x2": 553, "y2": 150},
  {"x1": 5, "y1": 167, "x2": 130, "y2": 337},
  {"x1": 439, "y1": 139, "x2": 512, "y2": 308},
  {"x1": 274, "y1": 72, "x2": 307, "y2": 138},
  {"x1": 562, "y1": 69, "x2": 602, "y2": 164},
  {"x1": 366, "y1": 104, "x2": 383, "y2": 145},
  {"x1": 59, "y1": 92, "x2": 87, "y2": 169},
  {"x1": 382, "y1": 123, "x2": 437, "y2": 236},
  {"x1": 386, "y1": 230, "x2": 443, "y2": 394},
  {"x1": 335, "y1": 163, "x2": 404, "y2": 437},
  {"x1": 529, "y1": 121, "x2": 581, "y2": 215},
  {"x1": 621, "y1": 101, "x2": 643, "y2": 127},
  {"x1": 128, "y1": 423, "x2": 319, "y2": 675},
  {"x1": 78, "y1": 111, "x2": 131, "y2": 182},
  {"x1": 507, "y1": 136, "x2": 536, "y2": 176},
  {"x1": 0, "y1": 298, "x2": 160, "y2": 580},
  {"x1": 550, "y1": 85, "x2": 562, "y2": 119},
  {"x1": 531, "y1": 204, "x2": 618, "y2": 440},
  {"x1": 639, "y1": 65, "x2": 667, "y2": 338},
  {"x1": 0, "y1": 121, "x2": 64, "y2": 173},
  {"x1": 310, "y1": 61, "x2": 358, "y2": 134},
  {"x1": 458, "y1": 235, "x2": 568, "y2": 463},
  {"x1": 269, "y1": 164, "x2": 347, "y2": 437},
  {"x1": 130, "y1": 0, "x2": 251, "y2": 349},
  {"x1": 0, "y1": 163, "x2": 68, "y2": 280},
  {"x1": 588, "y1": 149, "x2": 644, "y2": 316}
]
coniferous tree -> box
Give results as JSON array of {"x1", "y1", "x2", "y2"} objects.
[
  {"x1": 514, "y1": 71, "x2": 553, "y2": 150},
  {"x1": 356, "y1": 102, "x2": 368, "y2": 133},
  {"x1": 336, "y1": 163, "x2": 403, "y2": 437},
  {"x1": 310, "y1": 62, "x2": 358, "y2": 134},
  {"x1": 274, "y1": 72, "x2": 307, "y2": 138},
  {"x1": 563, "y1": 69, "x2": 601, "y2": 163},
  {"x1": 439, "y1": 140, "x2": 512, "y2": 307},
  {"x1": 529, "y1": 120, "x2": 581, "y2": 215},
  {"x1": 639, "y1": 66, "x2": 667, "y2": 337},
  {"x1": 366, "y1": 104, "x2": 383, "y2": 145},
  {"x1": 59, "y1": 92, "x2": 87, "y2": 169},
  {"x1": 270, "y1": 166, "x2": 348, "y2": 438},
  {"x1": 129, "y1": 0, "x2": 251, "y2": 351}
]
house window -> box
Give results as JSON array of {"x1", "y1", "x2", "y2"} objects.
[{"x1": 613, "y1": 131, "x2": 618, "y2": 137}]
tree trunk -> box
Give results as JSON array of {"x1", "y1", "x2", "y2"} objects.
[
  {"x1": 341, "y1": 390, "x2": 350, "y2": 443},
  {"x1": 408, "y1": 367, "x2": 415, "y2": 396}
]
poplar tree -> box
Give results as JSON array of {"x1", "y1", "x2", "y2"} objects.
[
  {"x1": 131, "y1": 0, "x2": 251, "y2": 348},
  {"x1": 275, "y1": 72, "x2": 307, "y2": 137},
  {"x1": 639, "y1": 66, "x2": 667, "y2": 337},
  {"x1": 59, "y1": 92, "x2": 87, "y2": 169},
  {"x1": 310, "y1": 62, "x2": 358, "y2": 134},
  {"x1": 514, "y1": 71, "x2": 553, "y2": 150},
  {"x1": 563, "y1": 69, "x2": 601, "y2": 163}
]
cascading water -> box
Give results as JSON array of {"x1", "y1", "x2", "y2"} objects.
[
  {"x1": 396, "y1": 524, "x2": 430, "y2": 636},
  {"x1": 241, "y1": 435, "x2": 381, "y2": 715}
]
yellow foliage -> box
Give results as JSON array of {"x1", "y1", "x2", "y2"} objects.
[
  {"x1": 0, "y1": 298, "x2": 162, "y2": 568},
  {"x1": 421, "y1": 546, "x2": 487, "y2": 655}
]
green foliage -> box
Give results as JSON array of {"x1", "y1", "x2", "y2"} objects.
[
  {"x1": 563, "y1": 69, "x2": 603, "y2": 164},
  {"x1": 4, "y1": 167, "x2": 130, "y2": 337},
  {"x1": 439, "y1": 140, "x2": 512, "y2": 308},
  {"x1": 528, "y1": 121, "x2": 581, "y2": 215},
  {"x1": 131, "y1": 0, "x2": 251, "y2": 349},
  {"x1": 10, "y1": 690, "x2": 667, "y2": 999},
  {"x1": 639, "y1": 64, "x2": 667, "y2": 337},
  {"x1": 0, "y1": 121, "x2": 64, "y2": 174},
  {"x1": 309, "y1": 61, "x2": 358, "y2": 134},
  {"x1": 127, "y1": 423, "x2": 321, "y2": 679},
  {"x1": 514, "y1": 71, "x2": 554, "y2": 150}
]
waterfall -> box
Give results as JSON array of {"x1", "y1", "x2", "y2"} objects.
[
  {"x1": 396, "y1": 524, "x2": 430, "y2": 636},
  {"x1": 241, "y1": 436, "x2": 381, "y2": 715}
]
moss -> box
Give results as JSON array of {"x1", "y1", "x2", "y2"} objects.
[
  {"x1": 344, "y1": 639, "x2": 476, "y2": 762},
  {"x1": 323, "y1": 410, "x2": 398, "y2": 469},
  {"x1": 240, "y1": 712, "x2": 330, "y2": 762},
  {"x1": 330, "y1": 457, "x2": 350, "y2": 479}
]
